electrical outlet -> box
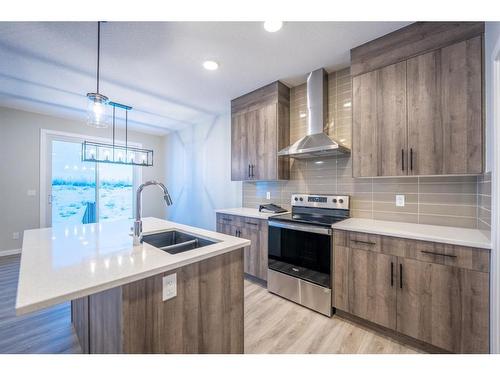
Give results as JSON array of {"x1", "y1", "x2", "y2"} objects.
[
  {"x1": 266, "y1": 191, "x2": 271, "y2": 200},
  {"x1": 396, "y1": 195, "x2": 405, "y2": 207},
  {"x1": 162, "y1": 273, "x2": 177, "y2": 301},
  {"x1": 12, "y1": 232, "x2": 20, "y2": 240}
]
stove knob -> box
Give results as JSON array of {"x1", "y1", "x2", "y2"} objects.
[
  {"x1": 294, "y1": 197, "x2": 298, "y2": 201},
  {"x1": 332, "y1": 198, "x2": 337, "y2": 203},
  {"x1": 299, "y1": 197, "x2": 303, "y2": 201},
  {"x1": 339, "y1": 199, "x2": 344, "y2": 204}
]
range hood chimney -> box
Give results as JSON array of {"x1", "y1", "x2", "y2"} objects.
[{"x1": 278, "y1": 68, "x2": 350, "y2": 159}]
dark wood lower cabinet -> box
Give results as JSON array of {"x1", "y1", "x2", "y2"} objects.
[
  {"x1": 216, "y1": 213, "x2": 268, "y2": 281},
  {"x1": 333, "y1": 230, "x2": 490, "y2": 353},
  {"x1": 397, "y1": 257, "x2": 489, "y2": 353},
  {"x1": 347, "y1": 248, "x2": 397, "y2": 330},
  {"x1": 71, "y1": 249, "x2": 244, "y2": 354}
]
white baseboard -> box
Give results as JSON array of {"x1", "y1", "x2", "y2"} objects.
[{"x1": 0, "y1": 248, "x2": 21, "y2": 257}]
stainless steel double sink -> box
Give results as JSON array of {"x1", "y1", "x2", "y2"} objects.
[{"x1": 142, "y1": 230, "x2": 217, "y2": 254}]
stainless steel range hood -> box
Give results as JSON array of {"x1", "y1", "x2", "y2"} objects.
[{"x1": 278, "y1": 68, "x2": 350, "y2": 159}]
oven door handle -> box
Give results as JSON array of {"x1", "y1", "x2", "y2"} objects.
[{"x1": 268, "y1": 221, "x2": 332, "y2": 235}]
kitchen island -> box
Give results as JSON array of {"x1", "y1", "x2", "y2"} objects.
[{"x1": 16, "y1": 217, "x2": 249, "y2": 354}]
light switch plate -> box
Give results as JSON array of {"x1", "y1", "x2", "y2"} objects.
[
  {"x1": 12, "y1": 232, "x2": 20, "y2": 240},
  {"x1": 162, "y1": 273, "x2": 177, "y2": 301},
  {"x1": 266, "y1": 192, "x2": 271, "y2": 200},
  {"x1": 27, "y1": 189, "x2": 37, "y2": 197},
  {"x1": 396, "y1": 195, "x2": 405, "y2": 207}
]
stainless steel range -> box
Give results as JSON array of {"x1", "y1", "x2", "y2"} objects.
[{"x1": 267, "y1": 193, "x2": 350, "y2": 316}]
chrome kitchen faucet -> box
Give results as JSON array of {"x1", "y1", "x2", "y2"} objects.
[{"x1": 133, "y1": 181, "x2": 173, "y2": 245}]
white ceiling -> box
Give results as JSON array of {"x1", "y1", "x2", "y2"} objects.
[{"x1": 0, "y1": 21, "x2": 411, "y2": 135}]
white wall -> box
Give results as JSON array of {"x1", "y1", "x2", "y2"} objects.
[
  {"x1": 163, "y1": 113, "x2": 241, "y2": 230},
  {"x1": 485, "y1": 21, "x2": 500, "y2": 354},
  {"x1": 486, "y1": 22, "x2": 500, "y2": 173},
  {"x1": 0, "y1": 106, "x2": 166, "y2": 251}
]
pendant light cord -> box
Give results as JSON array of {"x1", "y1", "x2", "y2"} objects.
[{"x1": 97, "y1": 21, "x2": 101, "y2": 94}]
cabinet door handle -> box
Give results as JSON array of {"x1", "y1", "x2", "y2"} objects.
[
  {"x1": 410, "y1": 148, "x2": 413, "y2": 171},
  {"x1": 421, "y1": 250, "x2": 457, "y2": 258},
  {"x1": 351, "y1": 239, "x2": 376, "y2": 245},
  {"x1": 222, "y1": 217, "x2": 232, "y2": 222},
  {"x1": 401, "y1": 149, "x2": 404, "y2": 171},
  {"x1": 251, "y1": 164, "x2": 255, "y2": 178},
  {"x1": 399, "y1": 263, "x2": 403, "y2": 289},
  {"x1": 245, "y1": 221, "x2": 258, "y2": 226},
  {"x1": 391, "y1": 262, "x2": 394, "y2": 287},
  {"x1": 248, "y1": 164, "x2": 251, "y2": 178}
]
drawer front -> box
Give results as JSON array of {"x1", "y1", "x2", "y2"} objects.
[
  {"x1": 216, "y1": 213, "x2": 242, "y2": 226},
  {"x1": 341, "y1": 229, "x2": 490, "y2": 273},
  {"x1": 240, "y1": 216, "x2": 262, "y2": 229},
  {"x1": 348, "y1": 232, "x2": 381, "y2": 252},
  {"x1": 405, "y1": 240, "x2": 490, "y2": 273},
  {"x1": 216, "y1": 213, "x2": 264, "y2": 229}
]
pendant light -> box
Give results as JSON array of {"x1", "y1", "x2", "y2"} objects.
[
  {"x1": 82, "y1": 101, "x2": 154, "y2": 167},
  {"x1": 86, "y1": 21, "x2": 109, "y2": 128}
]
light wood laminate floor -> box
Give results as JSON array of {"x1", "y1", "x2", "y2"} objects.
[
  {"x1": 0, "y1": 255, "x2": 419, "y2": 354},
  {"x1": 244, "y1": 279, "x2": 420, "y2": 354}
]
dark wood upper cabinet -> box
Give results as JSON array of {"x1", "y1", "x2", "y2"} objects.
[
  {"x1": 407, "y1": 49, "x2": 444, "y2": 175},
  {"x1": 407, "y1": 36, "x2": 483, "y2": 175},
  {"x1": 231, "y1": 82, "x2": 290, "y2": 181},
  {"x1": 351, "y1": 22, "x2": 484, "y2": 178},
  {"x1": 353, "y1": 62, "x2": 407, "y2": 177},
  {"x1": 441, "y1": 36, "x2": 483, "y2": 174}
]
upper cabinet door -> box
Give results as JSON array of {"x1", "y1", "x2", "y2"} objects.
[
  {"x1": 407, "y1": 36, "x2": 483, "y2": 175},
  {"x1": 253, "y1": 103, "x2": 278, "y2": 181},
  {"x1": 353, "y1": 62, "x2": 407, "y2": 177},
  {"x1": 377, "y1": 62, "x2": 407, "y2": 176},
  {"x1": 407, "y1": 50, "x2": 444, "y2": 175},
  {"x1": 231, "y1": 111, "x2": 249, "y2": 181},
  {"x1": 441, "y1": 36, "x2": 483, "y2": 174},
  {"x1": 352, "y1": 70, "x2": 378, "y2": 177}
]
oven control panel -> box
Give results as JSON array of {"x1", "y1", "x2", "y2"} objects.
[{"x1": 290, "y1": 194, "x2": 349, "y2": 210}]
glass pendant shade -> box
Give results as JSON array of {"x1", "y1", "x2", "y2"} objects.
[{"x1": 86, "y1": 92, "x2": 109, "y2": 128}]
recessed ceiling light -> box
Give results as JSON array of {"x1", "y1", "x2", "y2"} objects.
[
  {"x1": 343, "y1": 102, "x2": 352, "y2": 108},
  {"x1": 264, "y1": 21, "x2": 283, "y2": 33},
  {"x1": 203, "y1": 60, "x2": 219, "y2": 71}
]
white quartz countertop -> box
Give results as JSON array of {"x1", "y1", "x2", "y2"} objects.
[
  {"x1": 332, "y1": 218, "x2": 491, "y2": 249},
  {"x1": 16, "y1": 217, "x2": 250, "y2": 315},
  {"x1": 215, "y1": 207, "x2": 288, "y2": 219}
]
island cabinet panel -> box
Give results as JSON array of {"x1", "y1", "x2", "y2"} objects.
[
  {"x1": 216, "y1": 213, "x2": 268, "y2": 281},
  {"x1": 71, "y1": 297, "x2": 90, "y2": 354},
  {"x1": 231, "y1": 81, "x2": 290, "y2": 181},
  {"x1": 89, "y1": 287, "x2": 123, "y2": 354},
  {"x1": 72, "y1": 249, "x2": 244, "y2": 354},
  {"x1": 332, "y1": 229, "x2": 490, "y2": 353}
]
